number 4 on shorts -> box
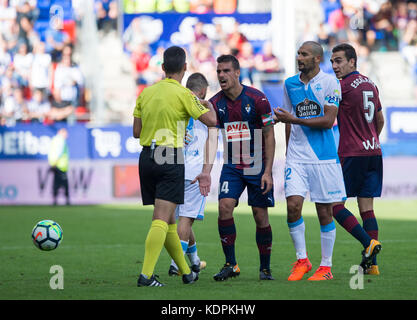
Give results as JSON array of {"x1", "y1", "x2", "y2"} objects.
[{"x1": 221, "y1": 181, "x2": 229, "y2": 194}]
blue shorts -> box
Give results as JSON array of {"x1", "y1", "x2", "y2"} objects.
[
  {"x1": 340, "y1": 155, "x2": 383, "y2": 198},
  {"x1": 219, "y1": 164, "x2": 275, "y2": 208}
]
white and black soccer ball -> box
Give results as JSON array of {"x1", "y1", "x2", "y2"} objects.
[{"x1": 32, "y1": 220, "x2": 63, "y2": 251}]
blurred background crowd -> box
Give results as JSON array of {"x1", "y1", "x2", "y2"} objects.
[{"x1": 0, "y1": 0, "x2": 416, "y2": 127}]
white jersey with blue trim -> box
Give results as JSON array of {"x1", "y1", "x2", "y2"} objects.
[
  {"x1": 184, "y1": 118, "x2": 208, "y2": 180},
  {"x1": 282, "y1": 70, "x2": 341, "y2": 164}
]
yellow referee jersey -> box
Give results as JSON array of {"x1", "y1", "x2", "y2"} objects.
[{"x1": 133, "y1": 78, "x2": 209, "y2": 148}]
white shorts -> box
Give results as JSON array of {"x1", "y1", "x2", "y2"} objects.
[
  {"x1": 284, "y1": 161, "x2": 347, "y2": 203},
  {"x1": 175, "y1": 180, "x2": 206, "y2": 220}
]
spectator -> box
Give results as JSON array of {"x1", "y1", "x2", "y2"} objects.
[
  {"x1": 211, "y1": 22, "x2": 228, "y2": 48},
  {"x1": 122, "y1": 17, "x2": 147, "y2": 53},
  {"x1": 130, "y1": 42, "x2": 151, "y2": 85},
  {"x1": 50, "y1": 54, "x2": 83, "y2": 122},
  {"x1": 3, "y1": 19, "x2": 19, "y2": 56},
  {"x1": 238, "y1": 41, "x2": 255, "y2": 85},
  {"x1": 1, "y1": 65, "x2": 19, "y2": 92},
  {"x1": 30, "y1": 40, "x2": 51, "y2": 93},
  {"x1": 13, "y1": 41, "x2": 33, "y2": 87},
  {"x1": 45, "y1": 24, "x2": 71, "y2": 62},
  {"x1": 369, "y1": 1, "x2": 397, "y2": 50},
  {"x1": 0, "y1": 85, "x2": 27, "y2": 126},
  {"x1": 193, "y1": 43, "x2": 216, "y2": 87},
  {"x1": 0, "y1": 37, "x2": 12, "y2": 76},
  {"x1": 0, "y1": 0, "x2": 17, "y2": 38},
  {"x1": 146, "y1": 45, "x2": 165, "y2": 83},
  {"x1": 194, "y1": 21, "x2": 209, "y2": 44},
  {"x1": 27, "y1": 87, "x2": 50, "y2": 122},
  {"x1": 254, "y1": 41, "x2": 281, "y2": 74},
  {"x1": 96, "y1": 0, "x2": 118, "y2": 33},
  {"x1": 227, "y1": 21, "x2": 248, "y2": 55},
  {"x1": 14, "y1": 0, "x2": 39, "y2": 24},
  {"x1": 17, "y1": 15, "x2": 39, "y2": 51}
]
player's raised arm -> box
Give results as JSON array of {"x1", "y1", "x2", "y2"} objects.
[{"x1": 198, "y1": 99, "x2": 217, "y2": 127}]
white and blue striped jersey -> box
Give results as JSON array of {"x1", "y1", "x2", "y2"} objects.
[
  {"x1": 282, "y1": 70, "x2": 342, "y2": 164},
  {"x1": 184, "y1": 118, "x2": 208, "y2": 181}
]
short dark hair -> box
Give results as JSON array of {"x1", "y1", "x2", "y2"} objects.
[
  {"x1": 186, "y1": 72, "x2": 209, "y2": 92},
  {"x1": 163, "y1": 46, "x2": 186, "y2": 74},
  {"x1": 332, "y1": 43, "x2": 357, "y2": 68},
  {"x1": 217, "y1": 54, "x2": 240, "y2": 70}
]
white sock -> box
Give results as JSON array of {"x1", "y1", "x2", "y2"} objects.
[
  {"x1": 186, "y1": 243, "x2": 200, "y2": 266},
  {"x1": 288, "y1": 217, "x2": 307, "y2": 260},
  {"x1": 320, "y1": 221, "x2": 336, "y2": 267}
]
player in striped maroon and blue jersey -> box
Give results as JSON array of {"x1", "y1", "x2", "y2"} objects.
[
  {"x1": 194, "y1": 54, "x2": 276, "y2": 281},
  {"x1": 330, "y1": 43, "x2": 384, "y2": 275}
]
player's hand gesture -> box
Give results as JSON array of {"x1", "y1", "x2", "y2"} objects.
[
  {"x1": 261, "y1": 172, "x2": 273, "y2": 195},
  {"x1": 273, "y1": 107, "x2": 295, "y2": 124},
  {"x1": 191, "y1": 172, "x2": 211, "y2": 197}
]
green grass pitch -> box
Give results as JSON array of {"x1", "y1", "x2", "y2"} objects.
[{"x1": 0, "y1": 200, "x2": 416, "y2": 300}]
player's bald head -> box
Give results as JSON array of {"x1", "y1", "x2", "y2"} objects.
[{"x1": 301, "y1": 41, "x2": 324, "y2": 59}]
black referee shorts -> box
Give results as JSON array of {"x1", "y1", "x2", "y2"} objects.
[{"x1": 139, "y1": 146, "x2": 185, "y2": 205}]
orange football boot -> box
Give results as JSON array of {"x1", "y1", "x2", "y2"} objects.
[
  {"x1": 288, "y1": 258, "x2": 312, "y2": 281},
  {"x1": 307, "y1": 266, "x2": 333, "y2": 281}
]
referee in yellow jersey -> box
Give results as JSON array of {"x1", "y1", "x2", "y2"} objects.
[{"x1": 133, "y1": 46, "x2": 217, "y2": 287}]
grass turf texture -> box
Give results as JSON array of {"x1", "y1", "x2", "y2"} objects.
[{"x1": 0, "y1": 200, "x2": 416, "y2": 300}]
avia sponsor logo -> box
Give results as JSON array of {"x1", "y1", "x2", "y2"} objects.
[
  {"x1": 362, "y1": 137, "x2": 381, "y2": 151},
  {"x1": 224, "y1": 121, "x2": 251, "y2": 142},
  {"x1": 295, "y1": 99, "x2": 322, "y2": 118}
]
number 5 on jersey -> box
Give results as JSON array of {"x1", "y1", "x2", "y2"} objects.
[{"x1": 363, "y1": 90, "x2": 375, "y2": 123}]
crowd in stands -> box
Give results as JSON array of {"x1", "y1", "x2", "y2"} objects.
[
  {"x1": 2, "y1": 0, "x2": 416, "y2": 127},
  {"x1": 121, "y1": 0, "x2": 280, "y2": 97},
  {"x1": 122, "y1": 0, "x2": 417, "y2": 100},
  {"x1": 0, "y1": 0, "x2": 85, "y2": 127},
  {"x1": 123, "y1": 17, "x2": 283, "y2": 98},
  {"x1": 317, "y1": 0, "x2": 417, "y2": 98}
]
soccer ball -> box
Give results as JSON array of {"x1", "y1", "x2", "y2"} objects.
[{"x1": 32, "y1": 220, "x2": 63, "y2": 251}]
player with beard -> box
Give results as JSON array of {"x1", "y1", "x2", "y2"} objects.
[{"x1": 273, "y1": 41, "x2": 345, "y2": 281}]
